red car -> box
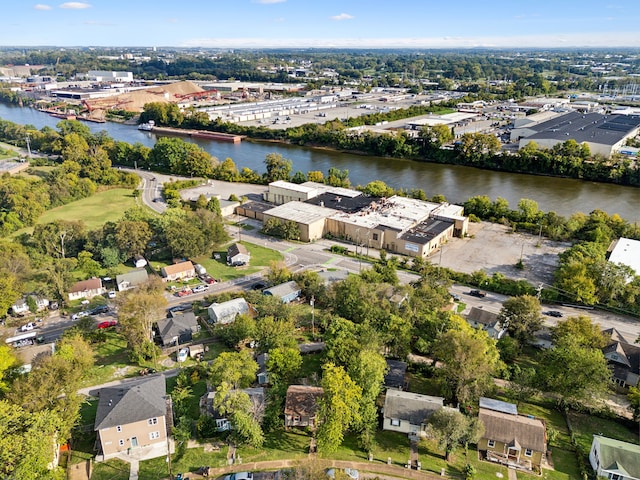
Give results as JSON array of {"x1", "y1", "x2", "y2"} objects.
[
  {"x1": 97, "y1": 320, "x2": 117, "y2": 329},
  {"x1": 177, "y1": 288, "x2": 193, "y2": 297}
]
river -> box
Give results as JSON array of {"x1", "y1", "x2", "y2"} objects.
[{"x1": 2, "y1": 103, "x2": 639, "y2": 220}]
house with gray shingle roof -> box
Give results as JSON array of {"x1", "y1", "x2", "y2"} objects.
[
  {"x1": 590, "y1": 435, "x2": 640, "y2": 480},
  {"x1": 155, "y1": 312, "x2": 199, "y2": 347},
  {"x1": 208, "y1": 297, "x2": 250, "y2": 324},
  {"x1": 263, "y1": 281, "x2": 301, "y2": 304},
  {"x1": 94, "y1": 376, "x2": 169, "y2": 460},
  {"x1": 382, "y1": 390, "x2": 444, "y2": 436},
  {"x1": 116, "y1": 268, "x2": 149, "y2": 292}
]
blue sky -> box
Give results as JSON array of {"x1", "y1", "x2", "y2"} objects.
[{"x1": 1, "y1": 1, "x2": 639, "y2": 48}]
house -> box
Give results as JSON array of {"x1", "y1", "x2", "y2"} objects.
[
  {"x1": 602, "y1": 336, "x2": 640, "y2": 388},
  {"x1": 466, "y1": 306, "x2": 507, "y2": 339},
  {"x1": 256, "y1": 352, "x2": 269, "y2": 385},
  {"x1": 284, "y1": 385, "x2": 324, "y2": 428},
  {"x1": 263, "y1": 281, "x2": 301, "y2": 304},
  {"x1": 384, "y1": 359, "x2": 408, "y2": 390},
  {"x1": 94, "y1": 376, "x2": 169, "y2": 460},
  {"x1": 382, "y1": 390, "x2": 444, "y2": 436},
  {"x1": 531, "y1": 326, "x2": 554, "y2": 350},
  {"x1": 200, "y1": 387, "x2": 265, "y2": 431},
  {"x1": 160, "y1": 261, "x2": 195, "y2": 281},
  {"x1": 133, "y1": 255, "x2": 147, "y2": 268},
  {"x1": 68, "y1": 278, "x2": 105, "y2": 301},
  {"x1": 208, "y1": 297, "x2": 250, "y2": 324},
  {"x1": 11, "y1": 295, "x2": 50, "y2": 316},
  {"x1": 589, "y1": 435, "x2": 640, "y2": 480},
  {"x1": 227, "y1": 243, "x2": 250, "y2": 266},
  {"x1": 155, "y1": 312, "x2": 199, "y2": 347},
  {"x1": 478, "y1": 407, "x2": 547, "y2": 472},
  {"x1": 116, "y1": 269, "x2": 149, "y2": 292}
]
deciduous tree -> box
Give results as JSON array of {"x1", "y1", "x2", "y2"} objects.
[
  {"x1": 209, "y1": 350, "x2": 258, "y2": 390},
  {"x1": 426, "y1": 409, "x2": 484, "y2": 462},
  {"x1": 497, "y1": 295, "x2": 542, "y2": 345}
]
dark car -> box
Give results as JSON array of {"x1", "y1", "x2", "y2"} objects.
[
  {"x1": 468, "y1": 289, "x2": 487, "y2": 298},
  {"x1": 545, "y1": 310, "x2": 563, "y2": 318},
  {"x1": 91, "y1": 305, "x2": 110, "y2": 315}
]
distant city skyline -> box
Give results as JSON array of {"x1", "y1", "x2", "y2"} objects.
[{"x1": 1, "y1": 0, "x2": 639, "y2": 48}]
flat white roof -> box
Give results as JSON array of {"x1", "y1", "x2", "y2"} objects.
[
  {"x1": 300, "y1": 182, "x2": 362, "y2": 198},
  {"x1": 269, "y1": 180, "x2": 319, "y2": 195},
  {"x1": 407, "y1": 112, "x2": 478, "y2": 127},
  {"x1": 609, "y1": 237, "x2": 640, "y2": 275},
  {"x1": 265, "y1": 201, "x2": 338, "y2": 225}
]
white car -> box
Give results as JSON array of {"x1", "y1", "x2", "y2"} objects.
[
  {"x1": 107, "y1": 290, "x2": 116, "y2": 299},
  {"x1": 192, "y1": 284, "x2": 209, "y2": 293},
  {"x1": 326, "y1": 468, "x2": 359, "y2": 479},
  {"x1": 223, "y1": 473, "x2": 253, "y2": 480},
  {"x1": 177, "y1": 348, "x2": 189, "y2": 363},
  {"x1": 20, "y1": 322, "x2": 37, "y2": 332}
]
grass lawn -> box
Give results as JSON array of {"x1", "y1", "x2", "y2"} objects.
[
  {"x1": 40, "y1": 188, "x2": 138, "y2": 230},
  {"x1": 91, "y1": 458, "x2": 131, "y2": 480},
  {"x1": 194, "y1": 242, "x2": 283, "y2": 282},
  {"x1": 237, "y1": 429, "x2": 310, "y2": 463},
  {"x1": 324, "y1": 431, "x2": 411, "y2": 467},
  {"x1": 81, "y1": 331, "x2": 136, "y2": 387},
  {"x1": 567, "y1": 409, "x2": 639, "y2": 453},
  {"x1": 298, "y1": 352, "x2": 323, "y2": 382},
  {"x1": 139, "y1": 445, "x2": 228, "y2": 480},
  {"x1": 166, "y1": 377, "x2": 208, "y2": 419},
  {"x1": 406, "y1": 371, "x2": 441, "y2": 397}
]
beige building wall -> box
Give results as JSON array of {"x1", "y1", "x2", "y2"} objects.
[
  {"x1": 262, "y1": 213, "x2": 327, "y2": 242},
  {"x1": 98, "y1": 416, "x2": 167, "y2": 458},
  {"x1": 264, "y1": 184, "x2": 316, "y2": 205}
]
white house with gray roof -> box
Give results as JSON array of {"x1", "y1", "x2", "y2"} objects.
[
  {"x1": 116, "y1": 268, "x2": 149, "y2": 292},
  {"x1": 382, "y1": 390, "x2": 444, "y2": 436},
  {"x1": 590, "y1": 435, "x2": 640, "y2": 480},
  {"x1": 208, "y1": 297, "x2": 250, "y2": 324},
  {"x1": 94, "y1": 376, "x2": 169, "y2": 460}
]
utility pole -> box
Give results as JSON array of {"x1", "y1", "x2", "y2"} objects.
[
  {"x1": 25, "y1": 135, "x2": 31, "y2": 158},
  {"x1": 310, "y1": 295, "x2": 315, "y2": 338}
]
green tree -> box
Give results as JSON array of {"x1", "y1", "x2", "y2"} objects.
[
  {"x1": 538, "y1": 337, "x2": 611, "y2": 403},
  {"x1": 317, "y1": 363, "x2": 362, "y2": 453},
  {"x1": 114, "y1": 220, "x2": 152, "y2": 259},
  {"x1": 497, "y1": 295, "x2": 543, "y2": 345},
  {"x1": 426, "y1": 408, "x2": 484, "y2": 461},
  {"x1": 209, "y1": 350, "x2": 258, "y2": 390},
  {"x1": 266, "y1": 347, "x2": 302, "y2": 389},
  {"x1": 348, "y1": 350, "x2": 387, "y2": 451},
  {"x1": 266, "y1": 260, "x2": 293, "y2": 286},
  {"x1": 255, "y1": 316, "x2": 297, "y2": 354},
  {"x1": 433, "y1": 327, "x2": 502, "y2": 405},
  {"x1": 552, "y1": 316, "x2": 609, "y2": 349},
  {"x1": 0, "y1": 345, "x2": 18, "y2": 394},
  {"x1": 0, "y1": 272, "x2": 21, "y2": 318},
  {"x1": 76, "y1": 250, "x2": 101, "y2": 278},
  {"x1": 264, "y1": 153, "x2": 292, "y2": 183},
  {"x1": 420, "y1": 124, "x2": 453, "y2": 148},
  {"x1": 217, "y1": 314, "x2": 256, "y2": 349},
  {"x1": 628, "y1": 386, "x2": 640, "y2": 422},
  {"x1": 116, "y1": 278, "x2": 166, "y2": 362},
  {"x1": 361, "y1": 180, "x2": 395, "y2": 198}
]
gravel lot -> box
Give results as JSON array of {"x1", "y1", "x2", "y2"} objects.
[{"x1": 434, "y1": 221, "x2": 571, "y2": 286}]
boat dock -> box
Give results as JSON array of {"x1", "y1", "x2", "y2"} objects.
[{"x1": 150, "y1": 126, "x2": 244, "y2": 143}]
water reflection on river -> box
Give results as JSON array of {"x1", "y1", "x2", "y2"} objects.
[{"x1": 2, "y1": 103, "x2": 639, "y2": 220}]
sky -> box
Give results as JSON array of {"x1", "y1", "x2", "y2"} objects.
[{"x1": 1, "y1": 0, "x2": 639, "y2": 49}]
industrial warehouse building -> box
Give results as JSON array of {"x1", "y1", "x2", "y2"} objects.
[
  {"x1": 245, "y1": 181, "x2": 469, "y2": 258},
  {"x1": 516, "y1": 111, "x2": 640, "y2": 157}
]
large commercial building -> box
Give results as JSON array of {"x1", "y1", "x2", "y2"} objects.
[
  {"x1": 517, "y1": 111, "x2": 640, "y2": 157},
  {"x1": 253, "y1": 181, "x2": 468, "y2": 258}
]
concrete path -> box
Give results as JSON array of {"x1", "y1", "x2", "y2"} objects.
[
  {"x1": 507, "y1": 466, "x2": 517, "y2": 480},
  {"x1": 128, "y1": 458, "x2": 139, "y2": 480}
]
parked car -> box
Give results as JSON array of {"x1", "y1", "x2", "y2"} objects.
[
  {"x1": 192, "y1": 284, "x2": 209, "y2": 293},
  {"x1": 177, "y1": 348, "x2": 189, "y2": 362},
  {"x1": 224, "y1": 473, "x2": 253, "y2": 480},
  {"x1": 450, "y1": 293, "x2": 461, "y2": 302},
  {"x1": 20, "y1": 322, "x2": 37, "y2": 332},
  {"x1": 97, "y1": 320, "x2": 117, "y2": 329},
  {"x1": 468, "y1": 289, "x2": 487, "y2": 298},
  {"x1": 78, "y1": 310, "x2": 90, "y2": 317},
  {"x1": 326, "y1": 468, "x2": 359, "y2": 479},
  {"x1": 177, "y1": 288, "x2": 193, "y2": 297},
  {"x1": 545, "y1": 310, "x2": 563, "y2": 318},
  {"x1": 199, "y1": 274, "x2": 216, "y2": 284},
  {"x1": 107, "y1": 290, "x2": 116, "y2": 299},
  {"x1": 91, "y1": 305, "x2": 110, "y2": 315},
  {"x1": 49, "y1": 301, "x2": 59, "y2": 310}
]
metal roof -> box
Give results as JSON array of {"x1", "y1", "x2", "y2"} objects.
[
  {"x1": 264, "y1": 201, "x2": 338, "y2": 225},
  {"x1": 479, "y1": 397, "x2": 518, "y2": 415}
]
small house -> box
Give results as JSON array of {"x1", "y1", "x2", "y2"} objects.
[
  {"x1": 160, "y1": 261, "x2": 195, "y2": 281},
  {"x1": 94, "y1": 376, "x2": 169, "y2": 460},
  {"x1": 478, "y1": 407, "x2": 547, "y2": 472},
  {"x1": 133, "y1": 255, "x2": 147, "y2": 268},
  {"x1": 11, "y1": 295, "x2": 50, "y2": 316},
  {"x1": 200, "y1": 387, "x2": 265, "y2": 431},
  {"x1": 208, "y1": 297, "x2": 250, "y2": 325},
  {"x1": 589, "y1": 435, "x2": 640, "y2": 480},
  {"x1": 284, "y1": 385, "x2": 324, "y2": 428},
  {"x1": 256, "y1": 353, "x2": 269, "y2": 385},
  {"x1": 68, "y1": 278, "x2": 105, "y2": 301},
  {"x1": 155, "y1": 312, "x2": 199, "y2": 347},
  {"x1": 116, "y1": 269, "x2": 149, "y2": 292},
  {"x1": 602, "y1": 331, "x2": 640, "y2": 388},
  {"x1": 466, "y1": 306, "x2": 507, "y2": 340},
  {"x1": 382, "y1": 390, "x2": 444, "y2": 436},
  {"x1": 263, "y1": 281, "x2": 301, "y2": 304},
  {"x1": 384, "y1": 359, "x2": 408, "y2": 390},
  {"x1": 227, "y1": 243, "x2": 250, "y2": 266}
]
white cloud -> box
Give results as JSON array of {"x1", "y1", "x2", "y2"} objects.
[
  {"x1": 59, "y1": 2, "x2": 91, "y2": 9},
  {"x1": 330, "y1": 13, "x2": 354, "y2": 21},
  {"x1": 34, "y1": 4, "x2": 53, "y2": 10},
  {"x1": 253, "y1": 0, "x2": 286, "y2": 4}
]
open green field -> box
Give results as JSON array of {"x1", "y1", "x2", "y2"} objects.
[
  {"x1": 568, "y1": 409, "x2": 639, "y2": 453},
  {"x1": 37, "y1": 188, "x2": 138, "y2": 230}
]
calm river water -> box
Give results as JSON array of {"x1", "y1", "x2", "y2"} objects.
[{"x1": 2, "y1": 103, "x2": 639, "y2": 220}]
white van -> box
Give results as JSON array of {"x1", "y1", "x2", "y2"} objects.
[{"x1": 177, "y1": 348, "x2": 189, "y2": 362}]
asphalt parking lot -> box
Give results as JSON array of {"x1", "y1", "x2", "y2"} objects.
[{"x1": 434, "y1": 221, "x2": 570, "y2": 286}]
